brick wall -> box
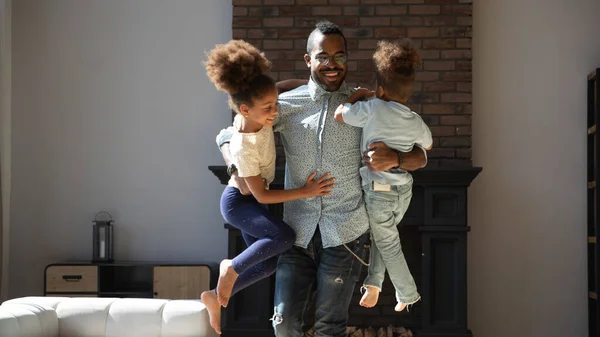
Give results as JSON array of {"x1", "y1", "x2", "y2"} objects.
[{"x1": 232, "y1": 0, "x2": 473, "y2": 167}]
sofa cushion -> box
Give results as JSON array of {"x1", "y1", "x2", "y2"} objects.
[
  {"x1": 0, "y1": 302, "x2": 58, "y2": 337},
  {"x1": 161, "y1": 300, "x2": 215, "y2": 337},
  {"x1": 3, "y1": 297, "x2": 67, "y2": 310},
  {"x1": 55, "y1": 298, "x2": 118, "y2": 337},
  {"x1": 105, "y1": 298, "x2": 168, "y2": 337},
  {"x1": 0, "y1": 309, "x2": 22, "y2": 337}
]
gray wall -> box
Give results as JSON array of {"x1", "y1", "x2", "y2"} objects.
[
  {"x1": 0, "y1": 0, "x2": 10, "y2": 300},
  {"x1": 9, "y1": 0, "x2": 232, "y2": 298},
  {"x1": 470, "y1": 0, "x2": 600, "y2": 336}
]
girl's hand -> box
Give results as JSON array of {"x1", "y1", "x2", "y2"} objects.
[{"x1": 302, "y1": 172, "x2": 335, "y2": 197}]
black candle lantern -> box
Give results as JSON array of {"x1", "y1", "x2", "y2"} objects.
[{"x1": 92, "y1": 211, "x2": 114, "y2": 263}]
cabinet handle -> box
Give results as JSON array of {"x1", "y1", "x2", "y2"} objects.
[
  {"x1": 62, "y1": 275, "x2": 82, "y2": 282},
  {"x1": 153, "y1": 292, "x2": 158, "y2": 296}
]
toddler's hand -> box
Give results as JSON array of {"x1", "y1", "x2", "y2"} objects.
[{"x1": 351, "y1": 88, "x2": 375, "y2": 101}]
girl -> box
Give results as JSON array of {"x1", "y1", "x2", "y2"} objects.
[{"x1": 201, "y1": 40, "x2": 334, "y2": 334}]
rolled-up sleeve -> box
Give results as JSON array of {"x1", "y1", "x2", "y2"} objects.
[{"x1": 418, "y1": 120, "x2": 433, "y2": 150}]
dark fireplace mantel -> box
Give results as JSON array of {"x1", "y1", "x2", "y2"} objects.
[
  {"x1": 209, "y1": 165, "x2": 481, "y2": 337},
  {"x1": 209, "y1": 166, "x2": 481, "y2": 188}
]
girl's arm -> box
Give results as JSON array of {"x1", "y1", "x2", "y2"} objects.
[{"x1": 243, "y1": 172, "x2": 334, "y2": 204}]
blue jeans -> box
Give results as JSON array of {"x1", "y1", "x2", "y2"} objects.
[
  {"x1": 220, "y1": 186, "x2": 296, "y2": 296},
  {"x1": 272, "y1": 229, "x2": 369, "y2": 337},
  {"x1": 362, "y1": 182, "x2": 420, "y2": 304}
]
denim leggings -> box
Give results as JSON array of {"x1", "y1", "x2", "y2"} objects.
[{"x1": 220, "y1": 185, "x2": 296, "y2": 296}]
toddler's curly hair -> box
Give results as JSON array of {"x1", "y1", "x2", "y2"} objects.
[
  {"x1": 373, "y1": 39, "x2": 421, "y2": 100},
  {"x1": 205, "y1": 40, "x2": 275, "y2": 112}
]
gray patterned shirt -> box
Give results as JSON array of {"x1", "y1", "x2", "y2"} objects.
[{"x1": 216, "y1": 79, "x2": 369, "y2": 248}]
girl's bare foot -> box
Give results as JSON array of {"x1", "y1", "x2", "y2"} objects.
[
  {"x1": 395, "y1": 296, "x2": 421, "y2": 312},
  {"x1": 359, "y1": 285, "x2": 380, "y2": 308},
  {"x1": 216, "y1": 259, "x2": 238, "y2": 307},
  {"x1": 201, "y1": 290, "x2": 222, "y2": 335}
]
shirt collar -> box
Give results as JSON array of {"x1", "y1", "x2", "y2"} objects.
[{"x1": 308, "y1": 77, "x2": 353, "y2": 101}]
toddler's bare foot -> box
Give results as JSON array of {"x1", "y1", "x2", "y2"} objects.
[
  {"x1": 395, "y1": 296, "x2": 421, "y2": 312},
  {"x1": 216, "y1": 259, "x2": 238, "y2": 307},
  {"x1": 201, "y1": 290, "x2": 222, "y2": 335},
  {"x1": 359, "y1": 285, "x2": 380, "y2": 308},
  {"x1": 395, "y1": 302, "x2": 407, "y2": 312}
]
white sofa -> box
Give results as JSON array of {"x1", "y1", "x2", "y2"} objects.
[{"x1": 0, "y1": 297, "x2": 219, "y2": 337}]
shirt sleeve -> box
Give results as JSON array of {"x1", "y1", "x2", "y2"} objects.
[
  {"x1": 231, "y1": 140, "x2": 261, "y2": 178},
  {"x1": 216, "y1": 126, "x2": 235, "y2": 149},
  {"x1": 416, "y1": 118, "x2": 433, "y2": 149},
  {"x1": 340, "y1": 101, "x2": 370, "y2": 128},
  {"x1": 216, "y1": 114, "x2": 244, "y2": 149},
  {"x1": 273, "y1": 101, "x2": 290, "y2": 133}
]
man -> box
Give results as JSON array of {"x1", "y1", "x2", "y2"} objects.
[{"x1": 216, "y1": 21, "x2": 427, "y2": 337}]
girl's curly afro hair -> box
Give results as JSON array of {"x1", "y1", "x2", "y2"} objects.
[{"x1": 205, "y1": 40, "x2": 275, "y2": 112}]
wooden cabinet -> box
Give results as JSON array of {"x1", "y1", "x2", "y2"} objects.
[
  {"x1": 45, "y1": 262, "x2": 216, "y2": 300},
  {"x1": 153, "y1": 266, "x2": 211, "y2": 300}
]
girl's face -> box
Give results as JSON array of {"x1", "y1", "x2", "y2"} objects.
[{"x1": 240, "y1": 88, "x2": 279, "y2": 128}]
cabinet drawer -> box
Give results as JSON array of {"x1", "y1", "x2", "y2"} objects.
[{"x1": 46, "y1": 265, "x2": 98, "y2": 293}]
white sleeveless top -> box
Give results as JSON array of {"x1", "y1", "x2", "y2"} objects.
[{"x1": 229, "y1": 115, "x2": 276, "y2": 186}]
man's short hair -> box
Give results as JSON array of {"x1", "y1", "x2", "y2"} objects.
[{"x1": 306, "y1": 21, "x2": 347, "y2": 54}]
